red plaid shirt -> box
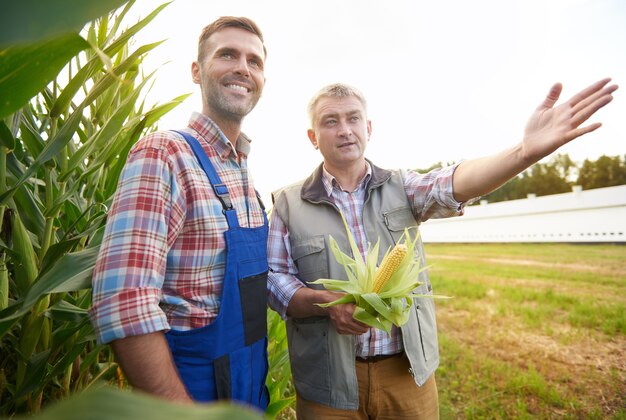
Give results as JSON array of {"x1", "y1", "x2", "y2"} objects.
[
  {"x1": 267, "y1": 162, "x2": 465, "y2": 357},
  {"x1": 89, "y1": 113, "x2": 266, "y2": 344}
]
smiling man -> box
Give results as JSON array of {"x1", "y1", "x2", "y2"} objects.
[
  {"x1": 89, "y1": 17, "x2": 270, "y2": 410},
  {"x1": 268, "y1": 80, "x2": 617, "y2": 418}
]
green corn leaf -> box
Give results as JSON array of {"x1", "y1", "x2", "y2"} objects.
[
  {"x1": 22, "y1": 246, "x2": 100, "y2": 311},
  {"x1": 61, "y1": 68, "x2": 157, "y2": 181},
  {"x1": 360, "y1": 293, "x2": 394, "y2": 321},
  {"x1": 0, "y1": 103, "x2": 85, "y2": 205},
  {"x1": 0, "y1": 263, "x2": 8, "y2": 310},
  {"x1": 15, "y1": 349, "x2": 51, "y2": 399},
  {"x1": 12, "y1": 385, "x2": 265, "y2": 420},
  {"x1": 0, "y1": 121, "x2": 15, "y2": 150},
  {"x1": 353, "y1": 307, "x2": 391, "y2": 333},
  {"x1": 315, "y1": 293, "x2": 357, "y2": 308},
  {"x1": 141, "y1": 93, "x2": 193, "y2": 128},
  {"x1": 0, "y1": 33, "x2": 90, "y2": 119},
  {"x1": 10, "y1": 209, "x2": 39, "y2": 293},
  {"x1": 0, "y1": 0, "x2": 129, "y2": 47},
  {"x1": 50, "y1": 2, "x2": 170, "y2": 117},
  {"x1": 45, "y1": 299, "x2": 88, "y2": 324},
  {"x1": 18, "y1": 118, "x2": 46, "y2": 159}
]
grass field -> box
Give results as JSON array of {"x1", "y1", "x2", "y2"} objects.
[{"x1": 424, "y1": 243, "x2": 626, "y2": 419}]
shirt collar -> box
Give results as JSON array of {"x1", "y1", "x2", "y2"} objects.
[
  {"x1": 321, "y1": 161, "x2": 372, "y2": 196},
  {"x1": 187, "y1": 112, "x2": 252, "y2": 161}
]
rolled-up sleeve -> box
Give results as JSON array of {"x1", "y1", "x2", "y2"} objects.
[
  {"x1": 404, "y1": 164, "x2": 477, "y2": 222},
  {"x1": 266, "y1": 209, "x2": 304, "y2": 320},
  {"x1": 89, "y1": 145, "x2": 180, "y2": 344}
]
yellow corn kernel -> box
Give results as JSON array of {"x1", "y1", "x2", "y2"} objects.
[{"x1": 372, "y1": 244, "x2": 407, "y2": 293}]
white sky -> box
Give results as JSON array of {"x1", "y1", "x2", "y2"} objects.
[{"x1": 127, "y1": 0, "x2": 625, "y2": 204}]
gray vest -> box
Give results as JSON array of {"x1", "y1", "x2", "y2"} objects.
[{"x1": 271, "y1": 162, "x2": 439, "y2": 410}]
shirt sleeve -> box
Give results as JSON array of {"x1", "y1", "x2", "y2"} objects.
[
  {"x1": 266, "y1": 207, "x2": 305, "y2": 320},
  {"x1": 88, "y1": 141, "x2": 184, "y2": 344},
  {"x1": 404, "y1": 164, "x2": 477, "y2": 222}
]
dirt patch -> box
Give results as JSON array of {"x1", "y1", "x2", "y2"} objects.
[
  {"x1": 438, "y1": 306, "x2": 626, "y2": 416},
  {"x1": 429, "y1": 254, "x2": 626, "y2": 277}
]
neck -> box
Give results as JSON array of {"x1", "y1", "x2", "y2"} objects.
[
  {"x1": 324, "y1": 159, "x2": 367, "y2": 193},
  {"x1": 203, "y1": 109, "x2": 243, "y2": 147}
]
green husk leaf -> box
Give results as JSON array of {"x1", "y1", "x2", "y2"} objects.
[
  {"x1": 353, "y1": 307, "x2": 392, "y2": 333},
  {"x1": 314, "y1": 211, "x2": 449, "y2": 331},
  {"x1": 310, "y1": 278, "x2": 361, "y2": 294},
  {"x1": 315, "y1": 293, "x2": 356, "y2": 307}
]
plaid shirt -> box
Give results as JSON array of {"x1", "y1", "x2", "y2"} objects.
[
  {"x1": 89, "y1": 112, "x2": 266, "y2": 345},
  {"x1": 267, "y1": 162, "x2": 465, "y2": 357}
]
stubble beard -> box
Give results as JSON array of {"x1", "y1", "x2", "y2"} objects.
[{"x1": 204, "y1": 84, "x2": 261, "y2": 123}]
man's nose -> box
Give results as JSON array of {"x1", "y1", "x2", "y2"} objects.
[
  {"x1": 233, "y1": 57, "x2": 251, "y2": 77},
  {"x1": 337, "y1": 121, "x2": 352, "y2": 137}
]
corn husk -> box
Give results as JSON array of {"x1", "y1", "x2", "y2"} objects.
[{"x1": 312, "y1": 213, "x2": 448, "y2": 333}]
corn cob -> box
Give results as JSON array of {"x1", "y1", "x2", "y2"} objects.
[{"x1": 372, "y1": 244, "x2": 407, "y2": 293}]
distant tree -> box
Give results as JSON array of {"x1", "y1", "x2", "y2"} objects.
[
  {"x1": 480, "y1": 154, "x2": 574, "y2": 204},
  {"x1": 417, "y1": 153, "x2": 625, "y2": 205},
  {"x1": 480, "y1": 175, "x2": 526, "y2": 202},
  {"x1": 521, "y1": 157, "x2": 573, "y2": 196},
  {"x1": 415, "y1": 161, "x2": 445, "y2": 174},
  {"x1": 576, "y1": 154, "x2": 626, "y2": 189}
]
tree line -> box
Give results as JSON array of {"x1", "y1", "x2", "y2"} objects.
[{"x1": 417, "y1": 154, "x2": 626, "y2": 204}]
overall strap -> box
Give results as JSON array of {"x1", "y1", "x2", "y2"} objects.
[{"x1": 172, "y1": 130, "x2": 239, "y2": 228}]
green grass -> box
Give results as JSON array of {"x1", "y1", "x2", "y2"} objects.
[{"x1": 426, "y1": 243, "x2": 626, "y2": 419}]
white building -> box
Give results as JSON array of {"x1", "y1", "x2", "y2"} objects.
[{"x1": 420, "y1": 185, "x2": 626, "y2": 243}]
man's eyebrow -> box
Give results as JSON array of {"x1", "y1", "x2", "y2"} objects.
[
  {"x1": 214, "y1": 46, "x2": 237, "y2": 56},
  {"x1": 320, "y1": 109, "x2": 362, "y2": 119},
  {"x1": 214, "y1": 46, "x2": 264, "y2": 63}
]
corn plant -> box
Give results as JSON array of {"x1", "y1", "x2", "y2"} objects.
[
  {"x1": 265, "y1": 309, "x2": 295, "y2": 418},
  {"x1": 0, "y1": 0, "x2": 190, "y2": 415}
]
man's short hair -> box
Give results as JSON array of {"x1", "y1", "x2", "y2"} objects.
[
  {"x1": 198, "y1": 16, "x2": 266, "y2": 61},
  {"x1": 307, "y1": 83, "x2": 368, "y2": 126}
]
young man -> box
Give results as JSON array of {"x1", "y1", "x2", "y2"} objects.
[
  {"x1": 89, "y1": 17, "x2": 269, "y2": 409},
  {"x1": 268, "y1": 80, "x2": 617, "y2": 418}
]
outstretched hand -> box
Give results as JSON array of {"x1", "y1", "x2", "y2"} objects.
[{"x1": 522, "y1": 78, "x2": 618, "y2": 163}]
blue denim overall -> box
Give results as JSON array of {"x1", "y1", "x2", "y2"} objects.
[{"x1": 165, "y1": 130, "x2": 269, "y2": 410}]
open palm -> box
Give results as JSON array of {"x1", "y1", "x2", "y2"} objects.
[{"x1": 522, "y1": 78, "x2": 618, "y2": 162}]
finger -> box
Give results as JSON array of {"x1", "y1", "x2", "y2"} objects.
[
  {"x1": 570, "y1": 92, "x2": 615, "y2": 128},
  {"x1": 567, "y1": 78, "x2": 612, "y2": 107},
  {"x1": 563, "y1": 122, "x2": 602, "y2": 143},
  {"x1": 537, "y1": 83, "x2": 563, "y2": 111},
  {"x1": 571, "y1": 83, "x2": 618, "y2": 118}
]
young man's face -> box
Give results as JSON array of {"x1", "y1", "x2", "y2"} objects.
[
  {"x1": 192, "y1": 27, "x2": 265, "y2": 123},
  {"x1": 308, "y1": 96, "x2": 371, "y2": 171}
]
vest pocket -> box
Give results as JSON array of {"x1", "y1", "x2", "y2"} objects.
[
  {"x1": 414, "y1": 297, "x2": 439, "y2": 363},
  {"x1": 291, "y1": 235, "x2": 328, "y2": 284},
  {"x1": 287, "y1": 318, "x2": 331, "y2": 397},
  {"x1": 239, "y1": 271, "x2": 268, "y2": 345},
  {"x1": 382, "y1": 207, "x2": 417, "y2": 243}
]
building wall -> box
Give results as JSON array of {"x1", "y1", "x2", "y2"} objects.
[{"x1": 419, "y1": 185, "x2": 626, "y2": 243}]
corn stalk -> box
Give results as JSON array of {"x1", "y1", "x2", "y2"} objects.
[{"x1": 0, "y1": 1, "x2": 190, "y2": 415}]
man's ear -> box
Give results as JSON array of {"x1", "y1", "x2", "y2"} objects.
[
  {"x1": 307, "y1": 129, "x2": 318, "y2": 149},
  {"x1": 367, "y1": 120, "x2": 372, "y2": 140},
  {"x1": 191, "y1": 61, "x2": 200, "y2": 84}
]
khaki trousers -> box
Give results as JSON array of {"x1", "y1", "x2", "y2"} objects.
[{"x1": 295, "y1": 354, "x2": 439, "y2": 419}]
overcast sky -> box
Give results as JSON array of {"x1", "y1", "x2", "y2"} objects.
[{"x1": 126, "y1": 0, "x2": 625, "y2": 202}]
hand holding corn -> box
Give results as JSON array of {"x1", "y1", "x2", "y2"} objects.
[{"x1": 312, "y1": 213, "x2": 448, "y2": 333}]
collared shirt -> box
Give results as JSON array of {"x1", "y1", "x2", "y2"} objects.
[
  {"x1": 267, "y1": 162, "x2": 465, "y2": 357},
  {"x1": 89, "y1": 112, "x2": 266, "y2": 345}
]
